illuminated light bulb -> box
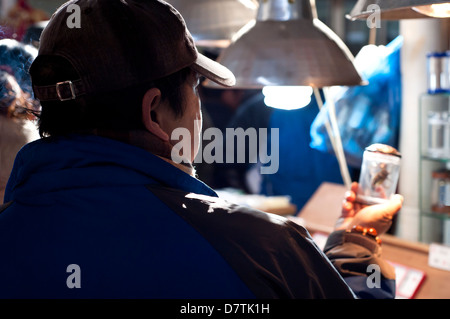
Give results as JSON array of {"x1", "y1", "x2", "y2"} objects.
[
  {"x1": 262, "y1": 86, "x2": 313, "y2": 110},
  {"x1": 412, "y1": 3, "x2": 450, "y2": 18}
]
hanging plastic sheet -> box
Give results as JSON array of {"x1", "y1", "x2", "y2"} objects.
[{"x1": 310, "y1": 36, "x2": 403, "y2": 168}]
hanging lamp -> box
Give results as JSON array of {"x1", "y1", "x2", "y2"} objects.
[
  {"x1": 166, "y1": 0, "x2": 258, "y2": 48},
  {"x1": 203, "y1": 0, "x2": 363, "y2": 89}
]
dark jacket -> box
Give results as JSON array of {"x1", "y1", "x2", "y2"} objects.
[{"x1": 0, "y1": 134, "x2": 394, "y2": 298}]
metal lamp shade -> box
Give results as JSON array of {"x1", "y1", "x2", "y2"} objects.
[
  {"x1": 166, "y1": 0, "x2": 258, "y2": 48},
  {"x1": 204, "y1": 0, "x2": 363, "y2": 89},
  {"x1": 412, "y1": 3, "x2": 450, "y2": 17},
  {"x1": 347, "y1": 0, "x2": 450, "y2": 20}
]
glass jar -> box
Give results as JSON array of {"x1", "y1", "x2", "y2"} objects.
[
  {"x1": 431, "y1": 169, "x2": 450, "y2": 213},
  {"x1": 356, "y1": 144, "x2": 401, "y2": 205},
  {"x1": 427, "y1": 52, "x2": 447, "y2": 94},
  {"x1": 443, "y1": 51, "x2": 450, "y2": 92},
  {"x1": 427, "y1": 111, "x2": 450, "y2": 159}
]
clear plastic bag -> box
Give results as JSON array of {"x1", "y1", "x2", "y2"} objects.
[{"x1": 310, "y1": 36, "x2": 403, "y2": 168}]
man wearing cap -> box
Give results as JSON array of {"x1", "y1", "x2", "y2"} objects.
[{"x1": 0, "y1": 0, "x2": 402, "y2": 299}]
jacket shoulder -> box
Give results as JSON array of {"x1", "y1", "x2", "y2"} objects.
[{"x1": 147, "y1": 185, "x2": 354, "y2": 298}]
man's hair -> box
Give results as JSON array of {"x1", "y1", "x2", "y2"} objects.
[{"x1": 31, "y1": 56, "x2": 191, "y2": 137}]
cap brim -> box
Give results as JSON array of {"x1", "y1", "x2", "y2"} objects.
[{"x1": 191, "y1": 53, "x2": 236, "y2": 88}]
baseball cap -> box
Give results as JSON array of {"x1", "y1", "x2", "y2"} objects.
[{"x1": 31, "y1": 0, "x2": 235, "y2": 102}]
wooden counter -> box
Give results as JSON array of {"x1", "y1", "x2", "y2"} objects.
[{"x1": 293, "y1": 182, "x2": 450, "y2": 299}]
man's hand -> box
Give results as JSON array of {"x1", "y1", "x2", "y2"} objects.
[{"x1": 335, "y1": 182, "x2": 404, "y2": 235}]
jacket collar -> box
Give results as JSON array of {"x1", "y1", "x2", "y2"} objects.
[
  {"x1": 73, "y1": 128, "x2": 196, "y2": 175},
  {"x1": 4, "y1": 134, "x2": 216, "y2": 203}
]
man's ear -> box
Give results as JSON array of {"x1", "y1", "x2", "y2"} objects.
[{"x1": 142, "y1": 88, "x2": 170, "y2": 141}]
